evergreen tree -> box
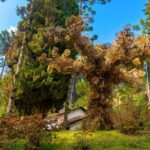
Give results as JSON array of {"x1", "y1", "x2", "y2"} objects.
[
  {"x1": 0, "y1": 30, "x2": 14, "y2": 55},
  {"x1": 140, "y1": 0, "x2": 150, "y2": 34},
  {"x1": 4, "y1": 0, "x2": 79, "y2": 115},
  {"x1": 0, "y1": 30, "x2": 14, "y2": 78},
  {"x1": 140, "y1": 0, "x2": 150, "y2": 102}
]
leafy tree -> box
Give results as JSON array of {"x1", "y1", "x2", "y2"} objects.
[
  {"x1": 47, "y1": 16, "x2": 150, "y2": 129},
  {"x1": 140, "y1": 0, "x2": 150, "y2": 34},
  {"x1": 140, "y1": 0, "x2": 150, "y2": 102},
  {"x1": 62, "y1": 0, "x2": 111, "y2": 128},
  {"x1": 112, "y1": 83, "x2": 147, "y2": 106},
  {"x1": 0, "y1": 73, "x2": 13, "y2": 117},
  {"x1": 0, "y1": 30, "x2": 14, "y2": 55},
  {"x1": 0, "y1": 30, "x2": 14, "y2": 115},
  {"x1": 0, "y1": 30, "x2": 14, "y2": 78},
  {"x1": 132, "y1": 24, "x2": 141, "y2": 31},
  {"x1": 73, "y1": 79, "x2": 89, "y2": 109}
]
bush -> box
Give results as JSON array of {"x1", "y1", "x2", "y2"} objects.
[
  {"x1": 0, "y1": 114, "x2": 48, "y2": 148},
  {"x1": 0, "y1": 139, "x2": 26, "y2": 150},
  {"x1": 139, "y1": 103, "x2": 150, "y2": 131},
  {"x1": 113, "y1": 102, "x2": 150, "y2": 134},
  {"x1": 113, "y1": 102, "x2": 139, "y2": 134}
]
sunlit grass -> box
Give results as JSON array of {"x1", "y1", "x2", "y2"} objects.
[
  {"x1": 1, "y1": 131, "x2": 150, "y2": 150},
  {"x1": 47, "y1": 130, "x2": 150, "y2": 150}
]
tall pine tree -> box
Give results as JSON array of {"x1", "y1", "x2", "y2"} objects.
[
  {"x1": 4, "y1": 0, "x2": 79, "y2": 115},
  {"x1": 140, "y1": 0, "x2": 150, "y2": 34}
]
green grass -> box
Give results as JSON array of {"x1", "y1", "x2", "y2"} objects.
[
  {"x1": 46, "y1": 131, "x2": 150, "y2": 150},
  {"x1": 1, "y1": 131, "x2": 150, "y2": 150}
]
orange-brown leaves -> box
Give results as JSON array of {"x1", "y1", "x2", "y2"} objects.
[
  {"x1": 48, "y1": 48, "x2": 74, "y2": 74},
  {"x1": 38, "y1": 53, "x2": 47, "y2": 63},
  {"x1": 129, "y1": 36, "x2": 150, "y2": 60},
  {"x1": 132, "y1": 58, "x2": 141, "y2": 66},
  {"x1": 1, "y1": 73, "x2": 13, "y2": 100},
  {"x1": 47, "y1": 15, "x2": 150, "y2": 90},
  {"x1": 45, "y1": 15, "x2": 150, "y2": 130},
  {"x1": 0, "y1": 114, "x2": 47, "y2": 146},
  {"x1": 65, "y1": 15, "x2": 84, "y2": 37}
]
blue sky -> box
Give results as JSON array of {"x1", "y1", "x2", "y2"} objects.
[
  {"x1": 0, "y1": 0, "x2": 27, "y2": 31},
  {"x1": 92, "y1": 0, "x2": 147, "y2": 43},
  {"x1": 0, "y1": 0, "x2": 147, "y2": 43}
]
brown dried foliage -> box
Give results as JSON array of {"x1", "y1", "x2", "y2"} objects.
[
  {"x1": 0, "y1": 114, "x2": 48, "y2": 146},
  {"x1": 45, "y1": 15, "x2": 150, "y2": 129}
]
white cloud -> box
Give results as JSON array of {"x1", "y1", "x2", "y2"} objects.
[{"x1": 7, "y1": 26, "x2": 17, "y2": 33}]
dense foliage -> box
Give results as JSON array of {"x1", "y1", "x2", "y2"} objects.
[
  {"x1": 1, "y1": 0, "x2": 150, "y2": 133},
  {"x1": 47, "y1": 15, "x2": 150, "y2": 129},
  {"x1": 140, "y1": 0, "x2": 150, "y2": 34},
  {"x1": 3, "y1": 0, "x2": 79, "y2": 115},
  {"x1": 0, "y1": 114, "x2": 48, "y2": 148},
  {"x1": 73, "y1": 79, "x2": 89, "y2": 109},
  {"x1": 0, "y1": 30, "x2": 14, "y2": 55},
  {"x1": 113, "y1": 95, "x2": 150, "y2": 134}
]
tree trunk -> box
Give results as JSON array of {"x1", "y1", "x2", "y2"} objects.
[
  {"x1": 63, "y1": 75, "x2": 75, "y2": 129},
  {"x1": 145, "y1": 64, "x2": 150, "y2": 102},
  {"x1": 68, "y1": 75, "x2": 78, "y2": 104},
  {"x1": 64, "y1": 99, "x2": 69, "y2": 129},
  {"x1": 85, "y1": 82, "x2": 113, "y2": 130},
  {"x1": 6, "y1": 33, "x2": 26, "y2": 114},
  {"x1": 33, "y1": 102, "x2": 49, "y2": 117},
  {"x1": 6, "y1": 0, "x2": 34, "y2": 115}
]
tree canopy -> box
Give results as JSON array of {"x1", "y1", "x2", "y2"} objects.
[
  {"x1": 2, "y1": 0, "x2": 79, "y2": 115},
  {"x1": 140, "y1": 0, "x2": 150, "y2": 34},
  {"x1": 46, "y1": 15, "x2": 150, "y2": 128}
]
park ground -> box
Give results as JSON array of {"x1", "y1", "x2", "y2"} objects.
[{"x1": 1, "y1": 130, "x2": 150, "y2": 150}]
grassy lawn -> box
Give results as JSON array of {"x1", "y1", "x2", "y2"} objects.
[
  {"x1": 46, "y1": 131, "x2": 150, "y2": 150},
  {"x1": 1, "y1": 131, "x2": 150, "y2": 150}
]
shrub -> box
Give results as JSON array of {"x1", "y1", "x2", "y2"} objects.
[
  {"x1": 0, "y1": 114, "x2": 48, "y2": 148},
  {"x1": 113, "y1": 101, "x2": 150, "y2": 135},
  {"x1": 0, "y1": 139, "x2": 26, "y2": 150},
  {"x1": 139, "y1": 103, "x2": 150, "y2": 131},
  {"x1": 112, "y1": 102, "x2": 139, "y2": 134}
]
